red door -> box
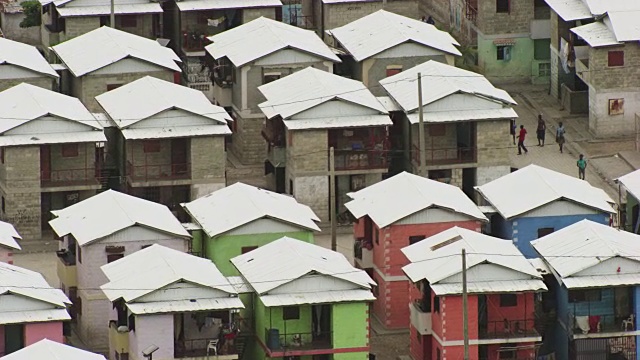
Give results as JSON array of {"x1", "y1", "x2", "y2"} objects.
[{"x1": 40, "y1": 145, "x2": 51, "y2": 181}]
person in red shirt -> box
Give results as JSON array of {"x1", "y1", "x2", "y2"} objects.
[{"x1": 517, "y1": 125, "x2": 528, "y2": 155}]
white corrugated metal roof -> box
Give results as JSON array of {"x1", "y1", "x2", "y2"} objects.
[
  {"x1": 231, "y1": 237, "x2": 375, "y2": 295},
  {"x1": 101, "y1": 244, "x2": 237, "y2": 303},
  {"x1": 327, "y1": 10, "x2": 461, "y2": 62},
  {"x1": 562, "y1": 274, "x2": 640, "y2": 289},
  {"x1": 0, "y1": 309, "x2": 71, "y2": 325},
  {"x1": 120, "y1": 125, "x2": 231, "y2": 140},
  {"x1": 402, "y1": 227, "x2": 544, "y2": 288},
  {"x1": 0, "y1": 38, "x2": 58, "y2": 78},
  {"x1": 380, "y1": 60, "x2": 516, "y2": 114},
  {"x1": 0, "y1": 83, "x2": 102, "y2": 132},
  {"x1": 406, "y1": 108, "x2": 518, "y2": 124},
  {"x1": 0, "y1": 131, "x2": 106, "y2": 147},
  {"x1": 531, "y1": 220, "x2": 640, "y2": 282},
  {"x1": 258, "y1": 67, "x2": 387, "y2": 119},
  {"x1": 283, "y1": 115, "x2": 392, "y2": 130},
  {"x1": 431, "y1": 280, "x2": 547, "y2": 296},
  {"x1": 206, "y1": 17, "x2": 339, "y2": 67},
  {"x1": 529, "y1": 258, "x2": 551, "y2": 275},
  {"x1": 96, "y1": 76, "x2": 231, "y2": 129},
  {"x1": 126, "y1": 297, "x2": 244, "y2": 314},
  {"x1": 52, "y1": 26, "x2": 181, "y2": 77},
  {"x1": 56, "y1": 3, "x2": 161, "y2": 17},
  {"x1": 182, "y1": 182, "x2": 320, "y2": 237},
  {"x1": 0, "y1": 221, "x2": 21, "y2": 251},
  {"x1": 475, "y1": 164, "x2": 615, "y2": 220},
  {"x1": 606, "y1": 10, "x2": 640, "y2": 42},
  {"x1": 345, "y1": 172, "x2": 487, "y2": 228},
  {"x1": 617, "y1": 169, "x2": 640, "y2": 201},
  {"x1": 570, "y1": 22, "x2": 620, "y2": 47},
  {"x1": 2, "y1": 339, "x2": 105, "y2": 360},
  {"x1": 0, "y1": 262, "x2": 71, "y2": 309},
  {"x1": 50, "y1": 190, "x2": 190, "y2": 246},
  {"x1": 376, "y1": 96, "x2": 402, "y2": 112},
  {"x1": 226, "y1": 276, "x2": 254, "y2": 293},
  {"x1": 260, "y1": 289, "x2": 375, "y2": 306},
  {"x1": 543, "y1": 0, "x2": 592, "y2": 21},
  {"x1": 177, "y1": 0, "x2": 281, "y2": 11}
]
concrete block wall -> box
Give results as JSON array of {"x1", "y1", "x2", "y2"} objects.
[
  {"x1": 323, "y1": 0, "x2": 418, "y2": 31},
  {"x1": 126, "y1": 139, "x2": 173, "y2": 171},
  {"x1": 190, "y1": 136, "x2": 225, "y2": 183},
  {"x1": 230, "y1": 114, "x2": 267, "y2": 165},
  {"x1": 0, "y1": 76, "x2": 54, "y2": 92},
  {"x1": 242, "y1": 7, "x2": 277, "y2": 22},
  {"x1": 288, "y1": 129, "x2": 328, "y2": 174},
  {"x1": 291, "y1": 175, "x2": 329, "y2": 222},
  {"x1": 419, "y1": 0, "x2": 475, "y2": 46},
  {"x1": 115, "y1": 14, "x2": 156, "y2": 39},
  {"x1": 476, "y1": 0, "x2": 532, "y2": 35},
  {"x1": 476, "y1": 119, "x2": 511, "y2": 166},
  {"x1": 64, "y1": 16, "x2": 101, "y2": 40},
  {"x1": 365, "y1": 55, "x2": 449, "y2": 96},
  {"x1": 49, "y1": 143, "x2": 96, "y2": 180}
]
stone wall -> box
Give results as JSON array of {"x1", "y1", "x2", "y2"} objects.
[
  {"x1": 477, "y1": 0, "x2": 532, "y2": 35},
  {"x1": 0, "y1": 12, "x2": 41, "y2": 45}
]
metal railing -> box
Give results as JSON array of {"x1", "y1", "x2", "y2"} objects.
[
  {"x1": 465, "y1": 0, "x2": 478, "y2": 22},
  {"x1": 182, "y1": 32, "x2": 211, "y2": 51},
  {"x1": 334, "y1": 149, "x2": 388, "y2": 171},
  {"x1": 479, "y1": 319, "x2": 538, "y2": 339},
  {"x1": 265, "y1": 329, "x2": 332, "y2": 351},
  {"x1": 126, "y1": 161, "x2": 191, "y2": 181},
  {"x1": 412, "y1": 144, "x2": 477, "y2": 166},
  {"x1": 569, "y1": 313, "x2": 635, "y2": 334},
  {"x1": 174, "y1": 337, "x2": 239, "y2": 358},
  {"x1": 41, "y1": 165, "x2": 101, "y2": 187}
]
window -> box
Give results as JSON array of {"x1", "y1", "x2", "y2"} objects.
[
  {"x1": 386, "y1": 66, "x2": 402, "y2": 77},
  {"x1": 241, "y1": 246, "x2": 258, "y2": 254},
  {"x1": 537, "y1": 227, "x2": 554, "y2": 238},
  {"x1": 428, "y1": 124, "x2": 446, "y2": 136},
  {"x1": 433, "y1": 296, "x2": 440, "y2": 312},
  {"x1": 76, "y1": 297, "x2": 82, "y2": 315},
  {"x1": 128, "y1": 313, "x2": 136, "y2": 331},
  {"x1": 119, "y1": 15, "x2": 137, "y2": 28},
  {"x1": 569, "y1": 289, "x2": 602, "y2": 303},
  {"x1": 143, "y1": 140, "x2": 161, "y2": 153},
  {"x1": 500, "y1": 294, "x2": 518, "y2": 307},
  {"x1": 436, "y1": 348, "x2": 441, "y2": 360},
  {"x1": 283, "y1": 306, "x2": 300, "y2": 320},
  {"x1": 77, "y1": 244, "x2": 82, "y2": 263},
  {"x1": 263, "y1": 73, "x2": 281, "y2": 85},
  {"x1": 0, "y1": 147, "x2": 4, "y2": 164},
  {"x1": 107, "y1": 253, "x2": 124, "y2": 263},
  {"x1": 375, "y1": 228, "x2": 379, "y2": 245},
  {"x1": 106, "y1": 84, "x2": 122, "y2": 91},
  {"x1": 538, "y1": 62, "x2": 551, "y2": 77},
  {"x1": 372, "y1": 285, "x2": 379, "y2": 297},
  {"x1": 289, "y1": 179, "x2": 293, "y2": 195},
  {"x1": 496, "y1": 0, "x2": 510, "y2": 13},
  {"x1": 61, "y1": 143, "x2": 79, "y2": 157},
  {"x1": 142, "y1": 187, "x2": 160, "y2": 203},
  {"x1": 499, "y1": 346, "x2": 516, "y2": 360},
  {"x1": 608, "y1": 51, "x2": 624, "y2": 67},
  {"x1": 609, "y1": 98, "x2": 624, "y2": 115},
  {"x1": 497, "y1": 46, "x2": 511, "y2": 61},
  {"x1": 409, "y1": 235, "x2": 425, "y2": 245}
]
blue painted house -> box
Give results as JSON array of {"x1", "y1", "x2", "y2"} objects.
[
  {"x1": 532, "y1": 220, "x2": 640, "y2": 360},
  {"x1": 475, "y1": 164, "x2": 615, "y2": 258}
]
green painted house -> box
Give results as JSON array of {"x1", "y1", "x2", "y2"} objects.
[
  {"x1": 231, "y1": 237, "x2": 375, "y2": 360},
  {"x1": 616, "y1": 169, "x2": 640, "y2": 233},
  {"x1": 182, "y1": 182, "x2": 321, "y2": 276}
]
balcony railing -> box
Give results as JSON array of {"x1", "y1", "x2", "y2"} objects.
[
  {"x1": 569, "y1": 313, "x2": 635, "y2": 335},
  {"x1": 126, "y1": 161, "x2": 191, "y2": 182},
  {"x1": 56, "y1": 250, "x2": 77, "y2": 288},
  {"x1": 41, "y1": 165, "x2": 101, "y2": 187},
  {"x1": 412, "y1": 144, "x2": 477, "y2": 166},
  {"x1": 334, "y1": 150, "x2": 388, "y2": 171},
  {"x1": 410, "y1": 301, "x2": 433, "y2": 335},
  {"x1": 182, "y1": 32, "x2": 212, "y2": 52},
  {"x1": 109, "y1": 321, "x2": 129, "y2": 355},
  {"x1": 175, "y1": 337, "x2": 239, "y2": 358},
  {"x1": 265, "y1": 329, "x2": 332, "y2": 352},
  {"x1": 465, "y1": 0, "x2": 477, "y2": 23},
  {"x1": 479, "y1": 319, "x2": 538, "y2": 339}
]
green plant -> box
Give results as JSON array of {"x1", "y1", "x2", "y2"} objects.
[
  {"x1": 19, "y1": 0, "x2": 41, "y2": 28},
  {"x1": 455, "y1": 44, "x2": 479, "y2": 72}
]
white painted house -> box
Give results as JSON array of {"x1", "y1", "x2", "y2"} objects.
[
  {"x1": 204, "y1": 16, "x2": 340, "y2": 165},
  {"x1": 51, "y1": 26, "x2": 182, "y2": 112},
  {"x1": 49, "y1": 189, "x2": 191, "y2": 352},
  {"x1": 101, "y1": 244, "x2": 244, "y2": 360},
  {"x1": 0, "y1": 38, "x2": 59, "y2": 92},
  {"x1": 326, "y1": 10, "x2": 461, "y2": 96},
  {"x1": 2, "y1": 339, "x2": 106, "y2": 360},
  {"x1": 0, "y1": 221, "x2": 21, "y2": 264},
  {"x1": 95, "y1": 76, "x2": 232, "y2": 214},
  {"x1": 0, "y1": 262, "x2": 71, "y2": 355}
]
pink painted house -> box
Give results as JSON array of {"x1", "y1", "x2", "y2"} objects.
[
  {"x1": 0, "y1": 221, "x2": 21, "y2": 264},
  {"x1": 0, "y1": 262, "x2": 71, "y2": 356},
  {"x1": 2, "y1": 339, "x2": 105, "y2": 360},
  {"x1": 48, "y1": 190, "x2": 192, "y2": 353},
  {"x1": 345, "y1": 171, "x2": 488, "y2": 329}
]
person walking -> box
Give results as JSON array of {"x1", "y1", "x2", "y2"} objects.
[
  {"x1": 517, "y1": 125, "x2": 528, "y2": 155},
  {"x1": 577, "y1": 154, "x2": 587, "y2": 180},
  {"x1": 536, "y1": 114, "x2": 546, "y2": 146},
  {"x1": 510, "y1": 120, "x2": 516, "y2": 145},
  {"x1": 556, "y1": 122, "x2": 566, "y2": 153}
]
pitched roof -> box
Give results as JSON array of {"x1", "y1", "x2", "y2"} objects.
[
  {"x1": 2, "y1": 339, "x2": 106, "y2": 360},
  {"x1": 327, "y1": 10, "x2": 461, "y2": 62},
  {"x1": 0, "y1": 38, "x2": 58, "y2": 78},
  {"x1": 0, "y1": 262, "x2": 71, "y2": 308},
  {"x1": 345, "y1": 172, "x2": 487, "y2": 228},
  {"x1": 49, "y1": 190, "x2": 190, "y2": 246},
  {"x1": 101, "y1": 244, "x2": 238, "y2": 303},
  {"x1": 182, "y1": 182, "x2": 320, "y2": 237},
  {"x1": 0, "y1": 221, "x2": 21, "y2": 251},
  {"x1": 95, "y1": 76, "x2": 232, "y2": 129},
  {"x1": 231, "y1": 237, "x2": 375, "y2": 294},
  {"x1": 402, "y1": 227, "x2": 545, "y2": 294},
  {"x1": 379, "y1": 60, "x2": 516, "y2": 114},
  {"x1": 531, "y1": 220, "x2": 640, "y2": 285},
  {"x1": 52, "y1": 26, "x2": 181, "y2": 77},
  {"x1": 544, "y1": 0, "x2": 640, "y2": 21},
  {"x1": 177, "y1": 0, "x2": 281, "y2": 11},
  {"x1": 617, "y1": 168, "x2": 640, "y2": 201},
  {"x1": 475, "y1": 164, "x2": 615, "y2": 219},
  {"x1": 206, "y1": 17, "x2": 339, "y2": 67},
  {"x1": 258, "y1": 67, "x2": 387, "y2": 119},
  {"x1": 0, "y1": 83, "x2": 102, "y2": 133}
]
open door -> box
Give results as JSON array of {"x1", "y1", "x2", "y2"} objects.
[
  {"x1": 4, "y1": 324, "x2": 24, "y2": 355},
  {"x1": 311, "y1": 304, "x2": 331, "y2": 343},
  {"x1": 171, "y1": 138, "x2": 188, "y2": 176},
  {"x1": 40, "y1": 145, "x2": 51, "y2": 182}
]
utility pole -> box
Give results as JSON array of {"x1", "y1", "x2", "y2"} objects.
[
  {"x1": 110, "y1": 0, "x2": 115, "y2": 28},
  {"x1": 329, "y1": 147, "x2": 337, "y2": 251},
  {"x1": 417, "y1": 72, "x2": 427, "y2": 177},
  {"x1": 462, "y1": 248, "x2": 469, "y2": 360}
]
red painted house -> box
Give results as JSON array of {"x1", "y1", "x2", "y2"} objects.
[
  {"x1": 345, "y1": 171, "x2": 488, "y2": 329},
  {"x1": 402, "y1": 227, "x2": 547, "y2": 360}
]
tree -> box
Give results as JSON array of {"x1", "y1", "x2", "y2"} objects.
[{"x1": 19, "y1": 0, "x2": 41, "y2": 28}]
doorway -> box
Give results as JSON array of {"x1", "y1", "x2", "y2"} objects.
[
  {"x1": 40, "y1": 145, "x2": 51, "y2": 182},
  {"x1": 4, "y1": 324, "x2": 25, "y2": 355},
  {"x1": 632, "y1": 204, "x2": 639, "y2": 233},
  {"x1": 311, "y1": 304, "x2": 331, "y2": 344},
  {"x1": 171, "y1": 138, "x2": 189, "y2": 176},
  {"x1": 462, "y1": 168, "x2": 476, "y2": 200}
]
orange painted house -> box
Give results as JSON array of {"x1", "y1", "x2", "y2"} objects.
[
  {"x1": 345, "y1": 172, "x2": 488, "y2": 329},
  {"x1": 402, "y1": 227, "x2": 547, "y2": 360}
]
